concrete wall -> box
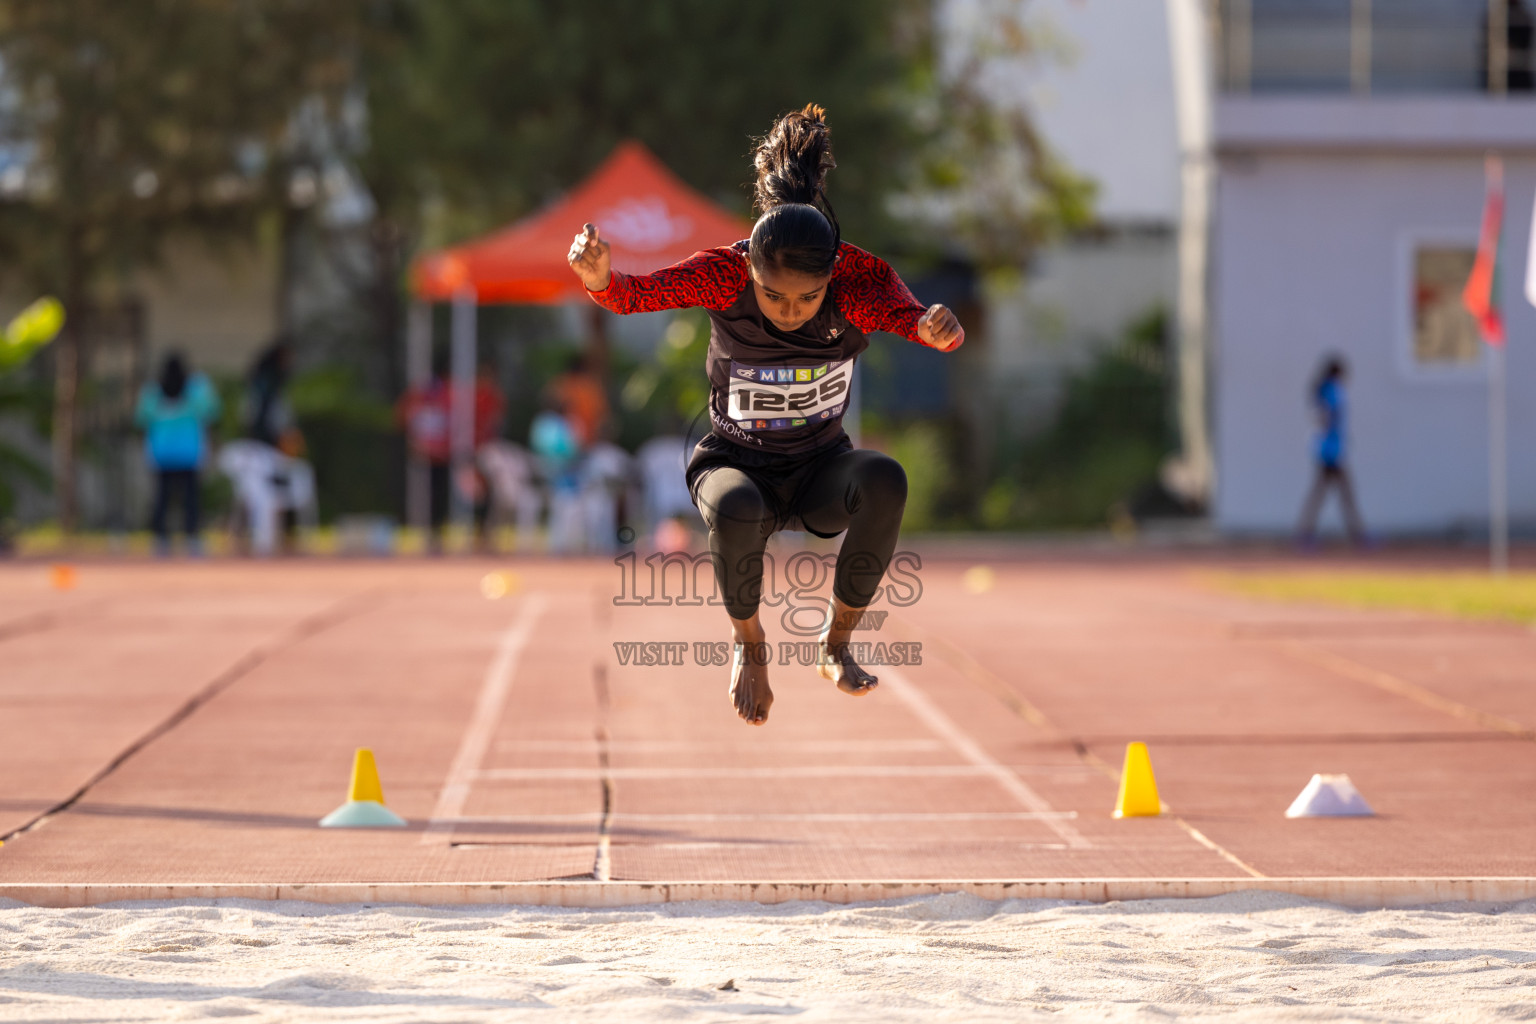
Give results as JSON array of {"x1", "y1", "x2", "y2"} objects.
[
  {"x1": 136, "y1": 237, "x2": 278, "y2": 374},
  {"x1": 955, "y1": 0, "x2": 1180, "y2": 223},
  {"x1": 0, "y1": 235, "x2": 277, "y2": 375},
  {"x1": 1212, "y1": 98, "x2": 1536, "y2": 534}
]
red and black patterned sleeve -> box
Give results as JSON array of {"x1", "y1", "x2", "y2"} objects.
[
  {"x1": 586, "y1": 246, "x2": 749, "y2": 314},
  {"x1": 833, "y1": 244, "x2": 944, "y2": 347}
]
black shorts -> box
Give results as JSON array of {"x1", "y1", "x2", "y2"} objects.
[{"x1": 686, "y1": 430, "x2": 854, "y2": 539}]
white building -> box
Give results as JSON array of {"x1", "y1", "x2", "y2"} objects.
[
  {"x1": 1199, "y1": 0, "x2": 1536, "y2": 536},
  {"x1": 962, "y1": 0, "x2": 1182, "y2": 434}
]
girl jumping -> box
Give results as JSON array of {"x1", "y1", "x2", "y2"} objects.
[{"x1": 567, "y1": 104, "x2": 964, "y2": 725}]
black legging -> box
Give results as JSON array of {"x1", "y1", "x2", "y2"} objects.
[
  {"x1": 1296, "y1": 462, "x2": 1365, "y2": 544},
  {"x1": 151, "y1": 468, "x2": 200, "y2": 542},
  {"x1": 695, "y1": 448, "x2": 907, "y2": 621}
]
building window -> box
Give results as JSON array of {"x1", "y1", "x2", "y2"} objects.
[
  {"x1": 1220, "y1": 0, "x2": 1533, "y2": 94},
  {"x1": 1248, "y1": 0, "x2": 1353, "y2": 93},
  {"x1": 1411, "y1": 246, "x2": 1481, "y2": 367},
  {"x1": 1374, "y1": 0, "x2": 1485, "y2": 93}
]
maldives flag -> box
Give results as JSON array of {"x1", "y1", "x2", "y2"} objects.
[{"x1": 1463, "y1": 156, "x2": 1506, "y2": 346}]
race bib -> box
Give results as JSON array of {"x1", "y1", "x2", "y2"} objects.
[{"x1": 726, "y1": 359, "x2": 850, "y2": 431}]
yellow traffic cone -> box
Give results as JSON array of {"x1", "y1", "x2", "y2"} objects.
[
  {"x1": 319, "y1": 748, "x2": 407, "y2": 828},
  {"x1": 1112, "y1": 741, "x2": 1162, "y2": 818}
]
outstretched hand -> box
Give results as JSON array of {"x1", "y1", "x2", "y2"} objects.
[
  {"x1": 918, "y1": 303, "x2": 963, "y2": 352},
  {"x1": 567, "y1": 223, "x2": 612, "y2": 292}
]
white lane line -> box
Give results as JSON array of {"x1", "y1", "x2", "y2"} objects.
[
  {"x1": 450, "y1": 811, "x2": 1079, "y2": 824},
  {"x1": 471, "y1": 765, "x2": 1098, "y2": 781},
  {"x1": 449, "y1": 842, "x2": 1076, "y2": 851},
  {"x1": 1178, "y1": 820, "x2": 1265, "y2": 878},
  {"x1": 552, "y1": 841, "x2": 1077, "y2": 852},
  {"x1": 879, "y1": 666, "x2": 1091, "y2": 849},
  {"x1": 421, "y1": 593, "x2": 548, "y2": 845}
]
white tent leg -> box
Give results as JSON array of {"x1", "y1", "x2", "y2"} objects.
[
  {"x1": 450, "y1": 288, "x2": 478, "y2": 543},
  {"x1": 406, "y1": 300, "x2": 432, "y2": 535}
]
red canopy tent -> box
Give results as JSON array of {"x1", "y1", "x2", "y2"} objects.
[{"x1": 411, "y1": 141, "x2": 750, "y2": 304}]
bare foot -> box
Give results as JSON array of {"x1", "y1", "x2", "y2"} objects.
[
  {"x1": 730, "y1": 640, "x2": 773, "y2": 725},
  {"x1": 816, "y1": 639, "x2": 878, "y2": 694},
  {"x1": 816, "y1": 597, "x2": 878, "y2": 696},
  {"x1": 727, "y1": 613, "x2": 773, "y2": 725}
]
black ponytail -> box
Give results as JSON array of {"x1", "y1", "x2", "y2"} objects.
[{"x1": 749, "y1": 103, "x2": 841, "y2": 278}]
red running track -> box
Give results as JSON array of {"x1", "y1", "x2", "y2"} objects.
[{"x1": 0, "y1": 548, "x2": 1532, "y2": 889}]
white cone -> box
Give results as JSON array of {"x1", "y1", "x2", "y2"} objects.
[{"x1": 1285, "y1": 773, "x2": 1375, "y2": 818}]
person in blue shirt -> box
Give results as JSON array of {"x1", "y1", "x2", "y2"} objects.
[
  {"x1": 135, "y1": 352, "x2": 221, "y2": 554},
  {"x1": 1296, "y1": 355, "x2": 1366, "y2": 547}
]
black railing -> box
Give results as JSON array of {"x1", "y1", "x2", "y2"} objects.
[{"x1": 1216, "y1": 0, "x2": 1534, "y2": 94}]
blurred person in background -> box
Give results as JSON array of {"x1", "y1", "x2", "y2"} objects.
[
  {"x1": 547, "y1": 351, "x2": 610, "y2": 452},
  {"x1": 242, "y1": 338, "x2": 307, "y2": 551},
  {"x1": 529, "y1": 398, "x2": 584, "y2": 554},
  {"x1": 246, "y1": 339, "x2": 303, "y2": 457},
  {"x1": 397, "y1": 355, "x2": 451, "y2": 552},
  {"x1": 568, "y1": 104, "x2": 964, "y2": 727},
  {"x1": 135, "y1": 352, "x2": 221, "y2": 555},
  {"x1": 1296, "y1": 354, "x2": 1367, "y2": 548},
  {"x1": 530, "y1": 401, "x2": 581, "y2": 493},
  {"x1": 396, "y1": 355, "x2": 505, "y2": 552},
  {"x1": 465, "y1": 361, "x2": 506, "y2": 550}
]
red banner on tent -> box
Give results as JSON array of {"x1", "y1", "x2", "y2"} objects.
[{"x1": 411, "y1": 142, "x2": 750, "y2": 305}]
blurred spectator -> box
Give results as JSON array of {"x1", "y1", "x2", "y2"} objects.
[
  {"x1": 547, "y1": 352, "x2": 609, "y2": 450},
  {"x1": 396, "y1": 356, "x2": 505, "y2": 551},
  {"x1": 135, "y1": 352, "x2": 220, "y2": 555},
  {"x1": 466, "y1": 362, "x2": 507, "y2": 549},
  {"x1": 244, "y1": 339, "x2": 305, "y2": 550},
  {"x1": 246, "y1": 339, "x2": 304, "y2": 456},
  {"x1": 228, "y1": 339, "x2": 314, "y2": 555},
  {"x1": 1297, "y1": 355, "x2": 1367, "y2": 547},
  {"x1": 397, "y1": 359, "x2": 451, "y2": 551},
  {"x1": 530, "y1": 403, "x2": 583, "y2": 553},
  {"x1": 530, "y1": 405, "x2": 580, "y2": 490}
]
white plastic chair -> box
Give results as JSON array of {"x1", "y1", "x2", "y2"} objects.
[
  {"x1": 217, "y1": 439, "x2": 318, "y2": 556},
  {"x1": 577, "y1": 442, "x2": 635, "y2": 554},
  {"x1": 636, "y1": 435, "x2": 697, "y2": 531},
  {"x1": 546, "y1": 486, "x2": 585, "y2": 555},
  {"x1": 477, "y1": 440, "x2": 543, "y2": 552}
]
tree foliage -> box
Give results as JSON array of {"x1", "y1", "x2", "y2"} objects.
[
  {"x1": 0, "y1": 0, "x2": 363, "y2": 292},
  {"x1": 0, "y1": 0, "x2": 367, "y2": 528},
  {"x1": 379, "y1": 0, "x2": 932, "y2": 252}
]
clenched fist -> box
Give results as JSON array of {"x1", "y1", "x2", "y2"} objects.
[
  {"x1": 567, "y1": 222, "x2": 612, "y2": 292},
  {"x1": 917, "y1": 304, "x2": 963, "y2": 352}
]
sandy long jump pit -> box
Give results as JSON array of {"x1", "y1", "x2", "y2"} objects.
[{"x1": 0, "y1": 554, "x2": 1533, "y2": 1020}]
